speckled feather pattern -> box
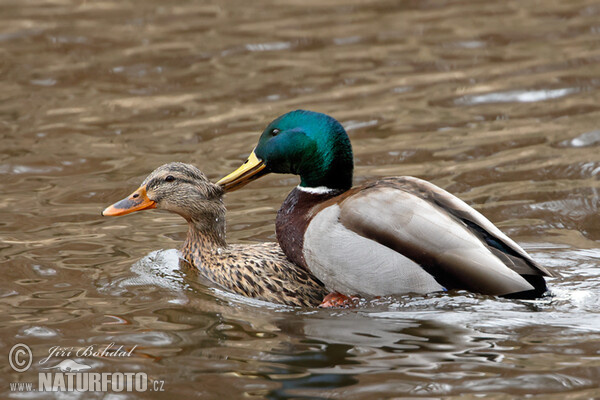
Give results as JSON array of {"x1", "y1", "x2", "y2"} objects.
[{"x1": 182, "y1": 230, "x2": 327, "y2": 307}]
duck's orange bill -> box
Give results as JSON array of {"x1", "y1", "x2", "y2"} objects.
[
  {"x1": 102, "y1": 185, "x2": 156, "y2": 216},
  {"x1": 216, "y1": 150, "x2": 267, "y2": 192}
]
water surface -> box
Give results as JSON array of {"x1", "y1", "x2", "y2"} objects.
[{"x1": 1, "y1": 0, "x2": 600, "y2": 398}]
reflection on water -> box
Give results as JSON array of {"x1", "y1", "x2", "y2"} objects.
[
  {"x1": 1, "y1": 0, "x2": 600, "y2": 398},
  {"x1": 455, "y1": 88, "x2": 580, "y2": 105}
]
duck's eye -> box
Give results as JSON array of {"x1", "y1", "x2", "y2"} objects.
[
  {"x1": 271, "y1": 128, "x2": 280, "y2": 136},
  {"x1": 165, "y1": 175, "x2": 176, "y2": 182}
]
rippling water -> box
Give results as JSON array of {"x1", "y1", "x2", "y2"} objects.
[{"x1": 1, "y1": 0, "x2": 600, "y2": 398}]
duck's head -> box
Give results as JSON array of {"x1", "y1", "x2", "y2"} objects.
[
  {"x1": 102, "y1": 162, "x2": 224, "y2": 223},
  {"x1": 218, "y1": 110, "x2": 354, "y2": 192}
]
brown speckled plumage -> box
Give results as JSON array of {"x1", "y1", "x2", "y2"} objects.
[
  {"x1": 106, "y1": 163, "x2": 327, "y2": 307},
  {"x1": 181, "y1": 229, "x2": 326, "y2": 307}
]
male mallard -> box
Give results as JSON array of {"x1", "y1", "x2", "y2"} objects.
[
  {"x1": 218, "y1": 110, "x2": 553, "y2": 303},
  {"x1": 102, "y1": 162, "x2": 327, "y2": 307}
]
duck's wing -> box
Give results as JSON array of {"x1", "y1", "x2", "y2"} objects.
[
  {"x1": 334, "y1": 177, "x2": 551, "y2": 296},
  {"x1": 388, "y1": 177, "x2": 554, "y2": 277}
]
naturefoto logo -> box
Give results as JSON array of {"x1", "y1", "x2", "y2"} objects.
[{"x1": 8, "y1": 343, "x2": 165, "y2": 393}]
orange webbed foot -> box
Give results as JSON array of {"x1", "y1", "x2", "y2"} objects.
[{"x1": 319, "y1": 292, "x2": 360, "y2": 308}]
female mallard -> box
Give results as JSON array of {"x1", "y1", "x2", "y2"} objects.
[
  {"x1": 102, "y1": 162, "x2": 328, "y2": 307},
  {"x1": 218, "y1": 110, "x2": 553, "y2": 304}
]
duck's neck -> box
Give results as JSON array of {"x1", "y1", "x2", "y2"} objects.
[
  {"x1": 298, "y1": 142, "x2": 354, "y2": 192},
  {"x1": 276, "y1": 186, "x2": 343, "y2": 269},
  {"x1": 181, "y1": 206, "x2": 227, "y2": 266}
]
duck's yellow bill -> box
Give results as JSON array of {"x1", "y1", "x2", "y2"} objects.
[
  {"x1": 217, "y1": 151, "x2": 267, "y2": 192},
  {"x1": 102, "y1": 185, "x2": 156, "y2": 216}
]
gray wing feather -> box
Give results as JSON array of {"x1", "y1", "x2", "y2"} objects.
[
  {"x1": 337, "y1": 181, "x2": 538, "y2": 295},
  {"x1": 393, "y1": 177, "x2": 553, "y2": 277}
]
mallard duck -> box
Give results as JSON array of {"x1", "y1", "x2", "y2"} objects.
[
  {"x1": 217, "y1": 110, "x2": 553, "y2": 303},
  {"x1": 102, "y1": 162, "x2": 328, "y2": 307}
]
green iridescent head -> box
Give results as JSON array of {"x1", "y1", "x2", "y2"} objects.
[{"x1": 253, "y1": 110, "x2": 354, "y2": 190}]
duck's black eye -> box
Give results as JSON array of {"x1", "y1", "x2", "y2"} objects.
[
  {"x1": 271, "y1": 128, "x2": 280, "y2": 136},
  {"x1": 165, "y1": 175, "x2": 175, "y2": 182}
]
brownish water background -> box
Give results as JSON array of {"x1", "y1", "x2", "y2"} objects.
[{"x1": 1, "y1": 0, "x2": 600, "y2": 398}]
